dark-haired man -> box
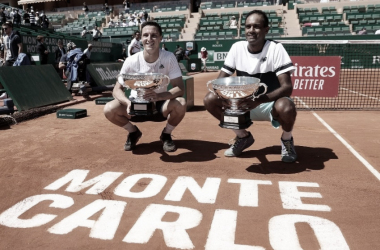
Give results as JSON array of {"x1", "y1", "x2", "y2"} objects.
[
  {"x1": 104, "y1": 21, "x2": 186, "y2": 152},
  {"x1": 2, "y1": 22, "x2": 22, "y2": 66},
  {"x1": 203, "y1": 10, "x2": 297, "y2": 162}
]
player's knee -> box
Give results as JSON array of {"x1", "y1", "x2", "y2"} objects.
[
  {"x1": 177, "y1": 97, "x2": 187, "y2": 107},
  {"x1": 275, "y1": 98, "x2": 297, "y2": 119},
  {"x1": 103, "y1": 103, "x2": 114, "y2": 120},
  {"x1": 173, "y1": 98, "x2": 187, "y2": 113}
]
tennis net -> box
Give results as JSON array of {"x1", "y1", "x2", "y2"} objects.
[{"x1": 281, "y1": 40, "x2": 380, "y2": 110}]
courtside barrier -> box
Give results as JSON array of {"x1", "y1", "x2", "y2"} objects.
[{"x1": 0, "y1": 65, "x2": 73, "y2": 111}]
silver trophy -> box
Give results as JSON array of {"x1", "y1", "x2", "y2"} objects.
[
  {"x1": 117, "y1": 73, "x2": 170, "y2": 115},
  {"x1": 207, "y1": 76, "x2": 268, "y2": 129}
]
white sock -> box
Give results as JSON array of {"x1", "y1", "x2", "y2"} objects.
[
  {"x1": 122, "y1": 122, "x2": 136, "y2": 133},
  {"x1": 282, "y1": 130, "x2": 292, "y2": 140},
  {"x1": 233, "y1": 129, "x2": 249, "y2": 138},
  {"x1": 163, "y1": 123, "x2": 176, "y2": 134}
]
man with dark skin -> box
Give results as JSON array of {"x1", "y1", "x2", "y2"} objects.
[{"x1": 203, "y1": 10, "x2": 297, "y2": 162}]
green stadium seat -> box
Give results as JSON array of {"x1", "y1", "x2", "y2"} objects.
[
  {"x1": 326, "y1": 16, "x2": 333, "y2": 22},
  {"x1": 334, "y1": 15, "x2": 342, "y2": 21},
  {"x1": 194, "y1": 34, "x2": 202, "y2": 40},
  {"x1": 373, "y1": 14, "x2": 380, "y2": 20},
  {"x1": 358, "y1": 5, "x2": 366, "y2": 13},
  {"x1": 324, "y1": 27, "x2": 333, "y2": 36},
  {"x1": 341, "y1": 26, "x2": 350, "y2": 31},
  {"x1": 350, "y1": 20, "x2": 359, "y2": 26},
  {"x1": 317, "y1": 16, "x2": 325, "y2": 22},
  {"x1": 368, "y1": 20, "x2": 376, "y2": 25},
  {"x1": 333, "y1": 27, "x2": 341, "y2": 32}
]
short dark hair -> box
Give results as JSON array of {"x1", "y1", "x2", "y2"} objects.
[
  {"x1": 133, "y1": 30, "x2": 140, "y2": 36},
  {"x1": 140, "y1": 21, "x2": 162, "y2": 36},
  {"x1": 37, "y1": 35, "x2": 44, "y2": 42},
  {"x1": 244, "y1": 10, "x2": 269, "y2": 28},
  {"x1": 2, "y1": 21, "x2": 13, "y2": 28}
]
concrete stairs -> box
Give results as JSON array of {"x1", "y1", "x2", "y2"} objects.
[
  {"x1": 180, "y1": 12, "x2": 201, "y2": 41},
  {"x1": 281, "y1": 9, "x2": 302, "y2": 37}
]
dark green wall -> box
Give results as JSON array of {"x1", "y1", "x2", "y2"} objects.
[{"x1": 21, "y1": 35, "x2": 123, "y2": 65}]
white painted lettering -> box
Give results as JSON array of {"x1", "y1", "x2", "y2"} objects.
[
  {"x1": 279, "y1": 182, "x2": 331, "y2": 211},
  {"x1": 123, "y1": 204, "x2": 202, "y2": 249},
  {"x1": 0, "y1": 194, "x2": 73, "y2": 228},
  {"x1": 320, "y1": 66, "x2": 328, "y2": 77},
  {"x1": 205, "y1": 209, "x2": 264, "y2": 250},
  {"x1": 269, "y1": 214, "x2": 349, "y2": 250},
  {"x1": 44, "y1": 169, "x2": 123, "y2": 195},
  {"x1": 293, "y1": 79, "x2": 299, "y2": 89},
  {"x1": 114, "y1": 174, "x2": 167, "y2": 198},
  {"x1": 305, "y1": 67, "x2": 313, "y2": 77},
  {"x1": 227, "y1": 179, "x2": 272, "y2": 207},
  {"x1": 319, "y1": 80, "x2": 324, "y2": 90},
  {"x1": 48, "y1": 199, "x2": 126, "y2": 240},
  {"x1": 164, "y1": 176, "x2": 221, "y2": 204}
]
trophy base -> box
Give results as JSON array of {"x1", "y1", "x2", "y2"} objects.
[
  {"x1": 219, "y1": 110, "x2": 253, "y2": 130},
  {"x1": 130, "y1": 102, "x2": 157, "y2": 116}
]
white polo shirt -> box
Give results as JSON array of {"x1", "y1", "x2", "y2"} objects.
[
  {"x1": 120, "y1": 49, "x2": 182, "y2": 98},
  {"x1": 222, "y1": 40, "x2": 295, "y2": 94}
]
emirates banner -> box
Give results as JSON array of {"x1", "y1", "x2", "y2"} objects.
[{"x1": 291, "y1": 56, "x2": 341, "y2": 97}]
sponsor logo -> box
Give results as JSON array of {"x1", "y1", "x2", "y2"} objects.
[
  {"x1": 212, "y1": 41, "x2": 223, "y2": 47},
  {"x1": 206, "y1": 66, "x2": 220, "y2": 70},
  {"x1": 214, "y1": 52, "x2": 228, "y2": 61},
  {"x1": 291, "y1": 56, "x2": 341, "y2": 97},
  {"x1": 191, "y1": 63, "x2": 196, "y2": 70},
  {"x1": 186, "y1": 42, "x2": 194, "y2": 51},
  {"x1": 372, "y1": 56, "x2": 380, "y2": 64},
  {"x1": 95, "y1": 67, "x2": 120, "y2": 81}
]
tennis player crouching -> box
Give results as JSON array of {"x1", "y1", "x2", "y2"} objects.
[
  {"x1": 104, "y1": 21, "x2": 186, "y2": 152},
  {"x1": 204, "y1": 10, "x2": 297, "y2": 163}
]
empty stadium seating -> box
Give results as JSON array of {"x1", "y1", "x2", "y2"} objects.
[
  {"x1": 344, "y1": 4, "x2": 380, "y2": 34},
  {"x1": 55, "y1": 12, "x2": 105, "y2": 36}
]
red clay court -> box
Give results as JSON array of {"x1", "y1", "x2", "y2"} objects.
[{"x1": 0, "y1": 71, "x2": 379, "y2": 249}]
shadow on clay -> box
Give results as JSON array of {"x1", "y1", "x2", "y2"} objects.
[
  {"x1": 242, "y1": 146, "x2": 338, "y2": 174},
  {"x1": 132, "y1": 139, "x2": 227, "y2": 163}
]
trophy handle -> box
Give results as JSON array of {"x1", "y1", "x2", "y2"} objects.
[
  {"x1": 163, "y1": 75, "x2": 170, "y2": 86},
  {"x1": 117, "y1": 74, "x2": 132, "y2": 89},
  {"x1": 252, "y1": 82, "x2": 268, "y2": 100},
  {"x1": 157, "y1": 75, "x2": 170, "y2": 91},
  {"x1": 207, "y1": 80, "x2": 216, "y2": 95}
]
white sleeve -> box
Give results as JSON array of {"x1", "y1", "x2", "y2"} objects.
[
  {"x1": 127, "y1": 43, "x2": 132, "y2": 57},
  {"x1": 120, "y1": 57, "x2": 131, "y2": 75},
  {"x1": 273, "y1": 43, "x2": 295, "y2": 76},
  {"x1": 221, "y1": 43, "x2": 237, "y2": 75},
  {"x1": 167, "y1": 53, "x2": 182, "y2": 80}
]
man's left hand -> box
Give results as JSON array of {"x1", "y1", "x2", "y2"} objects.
[{"x1": 236, "y1": 98, "x2": 261, "y2": 111}]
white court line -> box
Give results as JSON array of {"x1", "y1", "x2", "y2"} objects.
[
  {"x1": 340, "y1": 87, "x2": 380, "y2": 101},
  {"x1": 296, "y1": 97, "x2": 380, "y2": 181}
]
